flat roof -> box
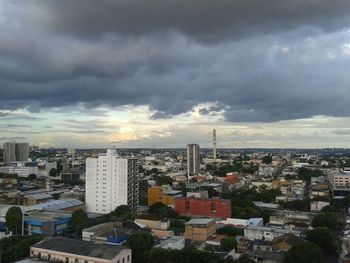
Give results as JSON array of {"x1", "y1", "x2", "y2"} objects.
[
  {"x1": 185, "y1": 218, "x2": 215, "y2": 225},
  {"x1": 32, "y1": 237, "x2": 125, "y2": 260}
]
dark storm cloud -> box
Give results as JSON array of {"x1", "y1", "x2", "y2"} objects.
[
  {"x1": 1, "y1": 0, "x2": 350, "y2": 122},
  {"x1": 16, "y1": 0, "x2": 350, "y2": 40}
]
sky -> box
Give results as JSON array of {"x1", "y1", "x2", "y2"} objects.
[{"x1": 1, "y1": 0, "x2": 350, "y2": 148}]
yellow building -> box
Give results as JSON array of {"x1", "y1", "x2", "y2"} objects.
[
  {"x1": 148, "y1": 186, "x2": 182, "y2": 206},
  {"x1": 184, "y1": 218, "x2": 216, "y2": 242}
]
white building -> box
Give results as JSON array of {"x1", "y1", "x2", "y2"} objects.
[
  {"x1": 0, "y1": 161, "x2": 38, "y2": 178},
  {"x1": 244, "y1": 225, "x2": 301, "y2": 241},
  {"x1": 85, "y1": 148, "x2": 139, "y2": 214}
]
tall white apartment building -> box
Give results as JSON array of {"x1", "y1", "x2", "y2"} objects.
[{"x1": 85, "y1": 148, "x2": 139, "y2": 214}]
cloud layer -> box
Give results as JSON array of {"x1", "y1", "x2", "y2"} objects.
[{"x1": 1, "y1": 0, "x2": 350, "y2": 123}]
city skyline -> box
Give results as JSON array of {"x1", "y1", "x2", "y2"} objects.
[{"x1": 1, "y1": 1, "x2": 350, "y2": 148}]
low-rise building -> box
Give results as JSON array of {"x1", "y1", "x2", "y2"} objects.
[
  {"x1": 24, "y1": 193, "x2": 54, "y2": 205},
  {"x1": 244, "y1": 225, "x2": 301, "y2": 241},
  {"x1": 30, "y1": 237, "x2": 131, "y2": 263},
  {"x1": 148, "y1": 186, "x2": 182, "y2": 207},
  {"x1": 269, "y1": 210, "x2": 316, "y2": 227},
  {"x1": 175, "y1": 197, "x2": 231, "y2": 219},
  {"x1": 154, "y1": 235, "x2": 185, "y2": 250},
  {"x1": 310, "y1": 201, "x2": 330, "y2": 212},
  {"x1": 184, "y1": 218, "x2": 216, "y2": 242},
  {"x1": 219, "y1": 217, "x2": 264, "y2": 228},
  {"x1": 24, "y1": 211, "x2": 71, "y2": 236},
  {"x1": 83, "y1": 220, "x2": 149, "y2": 245}
]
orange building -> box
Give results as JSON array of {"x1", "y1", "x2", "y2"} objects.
[{"x1": 148, "y1": 186, "x2": 182, "y2": 206}]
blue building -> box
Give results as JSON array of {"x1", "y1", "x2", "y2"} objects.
[{"x1": 24, "y1": 211, "x2": 71, "y2": 236}]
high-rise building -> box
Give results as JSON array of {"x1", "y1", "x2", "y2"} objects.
[
  {"x1": 213, "y1": 129, "x2": 217, "y2": 160},
  {"x1": 187, "y1": 144, "x2": 200, "y2": 176},
  {"x1": 3, "y1": 142, "x2": 29, "y2": 165},
  {"x1": 85, "y1": 148, "x2": 139, "y2": 214},
  {"x1": 15, "y1": 143, "x2": 29, "y2": 162}
]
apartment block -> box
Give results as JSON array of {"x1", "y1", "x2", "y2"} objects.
[
  {"x1": 86, "y1": 148, "x2": 139, "y2": 214},
  {"x1": 175, "y1": 197, "x2": 231, "y2": 219}
]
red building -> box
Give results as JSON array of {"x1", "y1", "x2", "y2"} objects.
[{"x1": 175, "y1": 197, "x2": 231, "y2": 219}]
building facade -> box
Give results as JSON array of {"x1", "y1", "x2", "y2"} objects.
[
  {"x1": 148, "y1": 186, "x2": 182, "y2": 206},
  {"x1": 187, "y1": 144, "x2": 200, "y2": 176},
  {"x1": 86, "y1": 148, "x2": 139, "y2": 214},
  {"x1": 30, "y1": 237, "x2": 131, "y2": 263},
  {"x1": 3, "y1": 142, "x2": 29, "y2": 165},
  {"x1": 175, "y1": 197, "x2": 231, "y2": 219},
  {"x1": 184, "y1": 218, "x2": 216, "y2": 242}
]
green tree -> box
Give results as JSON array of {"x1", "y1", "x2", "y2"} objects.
[
  {"x1": 27, "y1": 174, "x2": 37, "y2": 180},
  {"x1": 220, "y1": 237, "x2": 237, "y2": 252},
  {"x1": 149, "y1": 202, "x2": 178, "y2": 218},
  {"x1": 283, "y1": 242, "x2": 323, "y2": 263},
  {"x1": 5, "y1": 206, "x2": 22, "y2": 235},
  {"x1": 217, "y1": 226, "x2": 244, "y2": 236},
  {"x1": 234, "y1": 254, "x2": 255, "y2": 263},
  {"x1": 262, "y1": 155, "x2": 272, "y2": 164},
  {"x1": 0, "y1": 235, "x2": 42, "y2": 262},
  {"x1": 154, "y1": 175, "x2": 173, "y2": 186},
  {"x1": 112, "y1": 205, "x2": 132, "y2": 220},
  {"x1": 125, "y1": 232, "x2": 154, "y2": 263},
  {"x1": 49, "y1": 168, "x2": 57, "y2": 177},
  {"x1": 297, "y1": 168, "x2": 323, "y2": 183},
  {"x1": 306, "y1": 227, "x2": 339, "y2": 254},
  {"x1": 311, "y1": 212, "x2": 339, "y2": 231},
  {"x1": 71, "y1": 209, "x2": 88, "y2": 237}
]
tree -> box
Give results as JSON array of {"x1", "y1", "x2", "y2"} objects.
[
  {"x1": 113, "y1": 205, "x2": 132, "y2": 220},
  {"x1": 149, "y1": 202, "x2": 178, "y2": 218},
  {"x1": 49, "y1": 168, "x2": 57, "y2": 177},
  {"x1": 217, "y1": 226, "x2": 244, "y2": 236},
  {"x1": 71, "y1": 209, "x2": 88, "y2": 237},
  {"x1": 311, "y1": 213, "x2": 338, "y2": 231},
  {"x1": 5, "y1": 206, "x2": 22, "y2": 235},
  {"x1": 0, "y1": 235, "x2": 42, "y2": 262},
  {"x1": 306, "y1": 227, "x2": 339, "y2": 254},
  {"x1": 297, "y1": 168, "x2": 323, "y2": 183},
  {"x1": 125, "y1": 233, "x2": 154, "y2": 263},
  {"x1": 234, "y1": 254, "x2": 255, "y2": 263},
  {"x1": 283, "y1": 242, "x2": 323, "y2": 263},
  {"x1": 154, "y1": 175, "x2": 173, "y2": 186},
  {"x1": 220, "y1": 237, "x2": 237, "y2": 252},
  {"x1": 283, "y1": 200, "x2": 309, "y2": 211},
  {"x1": 262, "y1": 155, "x2": 272, "y2": 164},
  {"x1": 28, "y1": 174, "x2": 37, "y2": 180}
]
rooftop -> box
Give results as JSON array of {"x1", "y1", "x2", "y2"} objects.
[
  {"x1": 32, "y1": 237, "x2": 126, "y2": 260},
  {"x1": 185, "y1": 218, "x2": 215, "y2": 226},
  {"x1": 136, "y1": 214, "x2": 167, "y2": 221}
]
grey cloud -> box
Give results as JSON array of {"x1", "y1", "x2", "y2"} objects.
[
  {"x1": 333, "y1": 129, "x2": 350, "y2": 135},
  {"x1": 0, "y1": 136, "x2": 27, "y2": 140},
  {"x1": 1, "y1": 1, "x2": 350, "y2": 123},
  {"x1": 13, "y1": 0, "x2": 350, "y2": 41}
]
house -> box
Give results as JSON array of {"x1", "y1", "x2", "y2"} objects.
[
  {"x1": 134, "y1": 214, "x2": 172, "y2": 239},
  {"x1": 83, "y1": 220, "x2": 149, "y2": 245},
  {"x1": 184, "y1": 218, "x2": 216, "y2": 242},
  {"x1": 244, "y1": 225, "x2": 301, "y2": 241},
  {"x1": 24, "y1": 193, "x2": 53, "y2": 205},
  {"x1": 30, "y1": 237, "x2": 131, "y2": 263},
  {"x1": 272, "y1": 234, "x2": 304, "y2": 252}
]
